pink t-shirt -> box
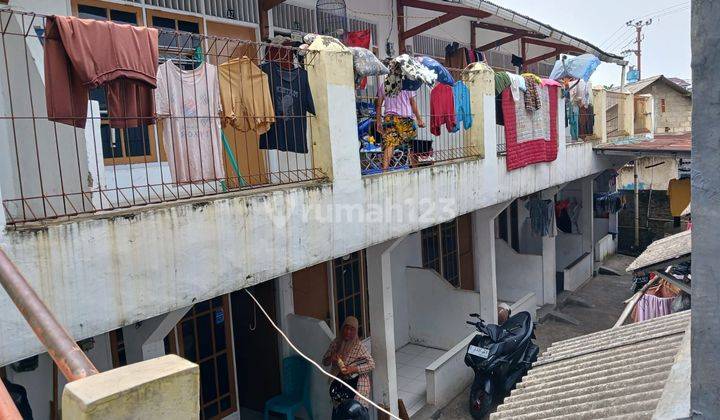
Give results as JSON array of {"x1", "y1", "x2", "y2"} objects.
[{"x1": 378, "y1": 87, "x2": 416, "y2": 118}]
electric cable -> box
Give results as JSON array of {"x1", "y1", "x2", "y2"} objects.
[{"x1": 243, "y1": 288, "x2": 402, "y2": 420}]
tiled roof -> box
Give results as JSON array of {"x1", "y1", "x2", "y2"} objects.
[
  {"x1": 627, "y1": 230, "x2": 691, "y2": 272},
  {"x1": 491, "y1": 311, "x2": 690, "y2": 420}
]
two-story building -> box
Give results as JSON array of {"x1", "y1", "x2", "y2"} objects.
[{"x1": 0, "y1": 0, "x2": 639, "y2": 418}]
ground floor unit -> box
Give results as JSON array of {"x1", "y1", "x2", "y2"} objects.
[{"x1": 1, "y1": 172, "x2": 620, "y2": 419}]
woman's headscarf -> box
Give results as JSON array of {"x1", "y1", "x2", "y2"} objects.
[{"x1": 337, "y1": 316, "x2": 361, "y2": 359}]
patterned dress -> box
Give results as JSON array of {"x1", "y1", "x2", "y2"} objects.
[{"x1": 323, "y1": 338, "x2": 375, "y2": 407}]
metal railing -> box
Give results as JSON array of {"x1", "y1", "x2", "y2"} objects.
[
  {"x1": 0, "y1": 9, "x2": 325, "y2": 226},
  {"x1": 356, "y1": 69, "x2": 480, "y2": 175},
  {"x1": 0, "y1": 247, "x2": 98, "y2": 418},
  {"x1": 496, "y1": 124, "x2": 506, "y2": 155}
]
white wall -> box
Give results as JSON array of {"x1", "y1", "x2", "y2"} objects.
[
  {"x1": 390, "y1": 233, "x2": 422, "y2": 350},
  {"x1": 563, "y1": 252, "x2": 594, "y2": 291},
  {"x1": 494, "y1": 239, "x2": 543, "y2": 304},
  {"x1": 594, "y1": 233, "x2": 617, "y2": 263},
  {"x1": 406, "y1": 267, "x2": 480, "y2": 350},
  {"x1": 555, "y1": 231, "x2": 584, "y2": 270}
]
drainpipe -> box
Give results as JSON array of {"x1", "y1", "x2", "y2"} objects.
[
  {"x1": 634, "y1": 160, "x2": 640, "y2": 247},
  {"x1": 0, "y1": 249, "x2": 98, "y2": 381}
]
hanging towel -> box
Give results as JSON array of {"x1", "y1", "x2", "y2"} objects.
[
  {"x1": 44, "y1": 15, "x2": 159, "y2": 128},
  {"x1": 507, "y1": 73, "x2": 526, "y2": 102},
  {"x1": 494, "y1": 71, "x2": 511, "y2": 95}
]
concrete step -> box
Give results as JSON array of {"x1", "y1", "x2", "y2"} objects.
[{"x1": 492, "y1": 389, "x2": 663, "y2": 419}]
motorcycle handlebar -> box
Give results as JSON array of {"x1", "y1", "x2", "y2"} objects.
[{"x1": 466, "y1": 321, "x2": 477, "y2": 326}]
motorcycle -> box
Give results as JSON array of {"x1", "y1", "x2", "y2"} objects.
[
  {"x1": 464, "y1": 311, "x2": 539, "y2": 419},
  {"x1": 329, "y1": 359, "x2": 369, "y2": 420}
]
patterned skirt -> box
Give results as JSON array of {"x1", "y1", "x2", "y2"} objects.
[{"x1": 381, "y1": 115, "x2": 417, "y2": 150}]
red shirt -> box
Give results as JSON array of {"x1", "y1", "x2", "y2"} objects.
[{"x1": 430, "y1": 84, "x2": 456, "y2": 136}]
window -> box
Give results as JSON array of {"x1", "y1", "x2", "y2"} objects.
[
  {"x1": 74, "y1": 2, "x2": 160, "y2": 165},
  {"x1": 333, "y1": 251, "x2": 371, "y2": 339},
  {"x1": 421, "y1": 220, "x2": 460, "y2": 287},
  {"x1": 660, "y1": 98, "x2": 666, "y2": 113},
  {"x1": 109, "y1": 329, "x2": 127, "y2": 368},
  {"x1": 151, "y1": 14, "x2": 201, "y2": 52},
  {"x1": 178, "y1": 296, "x2": 237, "y2": 419}
]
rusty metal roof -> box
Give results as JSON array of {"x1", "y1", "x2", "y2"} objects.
[
  {"x1": 491, "y1": 311, "x2": 690, "y2": 420},
  {"x1": 612, "y1": 75, "x2": 692, "y2": 96},
  {"x1": 594, "y1": 133, "x2": 691, "y2": 157},
  {"x1": 627, "y1": 230, "x2": 692, "y2": 272}
]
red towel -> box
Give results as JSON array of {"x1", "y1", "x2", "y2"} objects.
[
  {"x1": 44, "y1": 15, "x2": 158, "y2": 128},
  {"x1": 430, "y1": 84, "x2": 456, "y2": 136}
]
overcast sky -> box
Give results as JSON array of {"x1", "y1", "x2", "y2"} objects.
[{"x1": 496, "y1": 0, "x2": 691, "y2": 87}]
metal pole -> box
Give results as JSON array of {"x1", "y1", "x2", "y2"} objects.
[
  {"x1": 635, "y1": 24, "x2": 642, "y2": 79},
  {"x1": 634, "y1": 160, "x2": 640, "y2": 247},
  {"x1": 620, "y1": 64, "x2": 627, "y2": 91},
  {"x1": 0, "y1": 249, "x2": 98, "y2": 381},
  {"x1": 0, "y1": 381, "x2": 21, "y2": 420}
]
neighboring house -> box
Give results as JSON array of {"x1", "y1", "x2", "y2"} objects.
[{"x1": 619, "y1": 75, "x2": 692, "y2": 134}]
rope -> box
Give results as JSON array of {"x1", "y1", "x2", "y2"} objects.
[{"x1": 243, "y1": 289, "x2": 401, "y2": 420}]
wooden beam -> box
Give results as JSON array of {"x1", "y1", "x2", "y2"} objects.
[
  {"x1": 614, "y1": 274, "x2": 660, "y2": 328},
  {"x1": 524, "y1": 37, "x2": 583, "y2": 52},
  {"x1": 655, "y1": 271, "x2": 692, "y2": 294},
  {"x1": 397, "y1": 0, "x2": 406, "y2": 53},
  {"x1": 523, "y1": 49, "x2": 565, "y2": 66},
  {"x1": 472, "y1": 21, "x2": 545, "y2": 38},
  {"x1": 477, "y1": 34, "x2": 522, "y2": 51},
  {"x1": 400, "y1": 13, "x2": 461, "y2": 43},
  {"x1": 470, "y1": 21, "x2": 476, "y2": 49},
  {"x1": 400, "y1": 0, "x2": 491, "y2": 19}
]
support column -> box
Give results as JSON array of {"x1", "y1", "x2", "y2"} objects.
[
  {"x1": 691, "y1": 1, "x2": 720, "y2": 415},
  {"x1": 275, "y1": 274, "x2": 295, "y2": 358},
  {"x1": 541, "y1": 189, "x2": 557, "y2": 305},
  {"x1": 122, "y1": 307, "x2": 191, "y2": 363},
  {"x1": 462, "y1": 62, "x2": 496, "y2": 159},
  {"x1": 581, "y1": 176, "x2": 594, "y2": 255},
  {"x1": 366, "y1": 237, "x2": 405, "y2": 415},
  {"x1": 472, "y1": 202, "x2": 510, "y2": 323},
  {"x1": 591, "y1": 87, "x2": 607, "y2": 142}
]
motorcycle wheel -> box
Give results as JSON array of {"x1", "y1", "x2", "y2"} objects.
[{"x1": 468, "y1": 383, "x2": 493, "y2": 419}]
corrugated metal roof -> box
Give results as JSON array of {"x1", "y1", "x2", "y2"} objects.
[
  {"x1": 594, "y1": 133, "x2": 692, "y2": 157},
  {"x1": 491, "y1": 311, "x2": 690, "y2": 420},
  {"x1": 612, "y1": 75, "x2": 692, "y2": 96},
  {"x1": 627, "y1": 230, "x2": 692, "y2": 272}
]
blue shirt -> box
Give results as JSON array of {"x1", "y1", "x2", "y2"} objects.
[{"x1": 450, "y1": 81, "x2": 472, "y2": 132}]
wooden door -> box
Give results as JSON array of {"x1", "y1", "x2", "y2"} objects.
[
  {"x1": 292, "y1": 262, "x2": 331, "y2": 324},
  {"x1": 231, "y1": 282, "x2": 281, "y2": 412},
  {"x1": 457, "y1": 214, "x2": 476, "y2": 291},
  {"x1": 205, "y1": 22, "x2": 269, "y2": 187}
]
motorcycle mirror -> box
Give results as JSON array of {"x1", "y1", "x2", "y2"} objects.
[{"x1": 469, "y1": 313, "x2": 480, "y2": 318}]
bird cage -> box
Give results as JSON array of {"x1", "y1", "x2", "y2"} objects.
[{"x1": 316, "y1": 0, "x2": 347, "y2": 38}]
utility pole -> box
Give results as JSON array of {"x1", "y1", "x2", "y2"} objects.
[{"x1": 622, "y1": 19, "x2": 652, "y2": 79}]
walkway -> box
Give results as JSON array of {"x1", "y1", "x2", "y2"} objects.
[
  {"x1": 397, "y1": 344, "x2": 446, "y2": 416},
  {"x1": 417, "y1": 254, "x2": 635, "y2": 419}
]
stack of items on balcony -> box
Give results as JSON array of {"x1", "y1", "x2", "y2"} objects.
[
  {"x1": 44, "y1": 15, "x2": 316, "y2": 186},
  {"x1": 495, "y1": 68, "x2": 560, "y2": 171},
  {"x1": 551, "y1": 54, "x2": 601, "y2": 141}
]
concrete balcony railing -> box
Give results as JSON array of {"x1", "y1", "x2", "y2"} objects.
[{"x1": 592, "y1": 87, "x2": 636, "y2": 142}]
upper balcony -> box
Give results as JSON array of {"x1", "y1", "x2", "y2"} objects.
[{"x1": 0, "y1": 4, "x2": 634, "y2": 364}]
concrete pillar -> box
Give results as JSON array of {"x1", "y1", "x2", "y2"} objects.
[
  {"x1": 122, "y1": 307, "x2": 191, "y2": 363},
  {"x1": 580, "y1": 176, "x2": 594, "y2": 255},
  {"x1": 462, "y1": 62, "x2": 496, "y2": 158},
  {"x1": 541, "y1": 189, "x2": 557, "y2": 305},
  {"x1": 62, "y1": 355, "x2": 199, "y2": 420},
  {"x1": 306, "y1": 36, "x2": 361, "y2": 183},
  {"x1": 472, "y1": 202, "x2": 510, "y2": 323},
  {"x1": 691, "y1": 1, "x2": 720, "y2": 415},
  {"x1": 591, "y1": 88, "x2": 607, "y2": 143},
  {"x1": 366, "y1": 237, "x2": 405, "y2": 415},
  {"x1": 619, "y1": 92, "x2": 635, "y2": 136},
  {"x1": 275, "y1": 274, "x2": 295, "y2": 358}
]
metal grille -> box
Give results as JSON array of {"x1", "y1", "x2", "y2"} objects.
[
  {"x1": 411, "y1": 34, "x2": 463, "y2": 60},
  {"x1": 0, "y1": 9, "x2": 324, "y2": 226},
  {"x1": 273, "y1": 3, "x2": 316, "y2": 34},
  {"x1": 145, "y1": 0, "x2": 201, "y2": 14},
  {"x1": 485, "y1": 50, "x2": 513, "y2": 71},
  {"x1": 348, "y1": 18, "x2": 377, "y2": 46}
]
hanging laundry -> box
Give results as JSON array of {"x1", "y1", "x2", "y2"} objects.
[
  {"x1": 383, "y1": 59, "x2": 404, "y2": 97},
  {"x1": 346, "y1": 29, "x2": 371, "y2": 49},
  {"x1": 578, "y1": 104, "x2": 595, "y2": 138},
  {"x1": 218, "y1": 57, "x2": 275, "y2": 134},
  {"x1": 668, "y1": 178, "x2": 691, "y2": 217},
  {"x1": 593, "y1": 191, "x2": 625, "y2": 215},
  {"x1": 155, "y1": 60, "x2": 225, "y2": 184},
  {"x1": 450, "y1": 81, "x2": 472, "y2": 132},
  {"x1": 260, "y1": 62, "x2": 316, "y2": 153},
  {"x1": 396, "y1": 54, "x2": 437, "y2": 91},
  {"x1": 507, "y1": 73, "x2": 527, "y2": 102},
  {"x1": 44, "y1": 15, "x2": 159, "y2": 128},
  {"x1": 511, "y1": 54, "x2": 524, "y2": 69},
  {"x1": 522, "y1": 74, "x2": 541, "y2": 111},
  {"x1": 430, "y1": 83, "x2": 456, "y2": 136},
  {"x1": 526, "y1": 197, "x2": 554, "y2": 236},
  {"x1": 418, "y1": 56, "x2": 454, "y2": 85},
  {"x1": 549, "y1": 53, "x2": 600, "y2": 82},
  {"x1": 494, "y1": 71, "x2": 511, "y2": 96}
]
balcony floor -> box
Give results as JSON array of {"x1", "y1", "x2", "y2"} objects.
[{"x1": 396, "y1": 344, "x2": 445, "y2": 416}]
